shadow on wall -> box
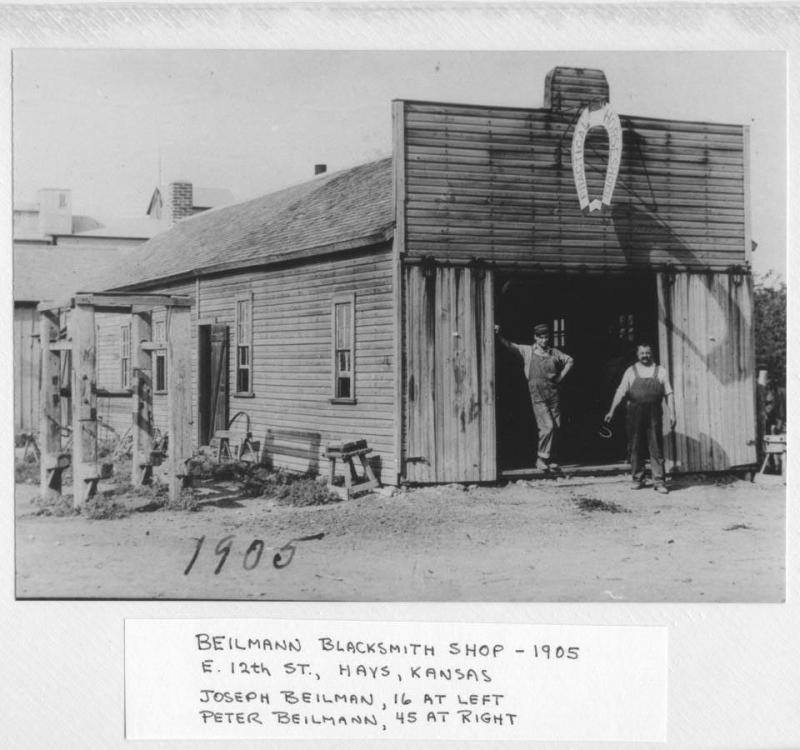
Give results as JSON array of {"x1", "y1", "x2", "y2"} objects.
[
  {"x1": 665, "y1": 430, "x2": 738, "y2": 474},
  {"x1": 610, "y1": 202, "x2": 748, "y2": 387}
]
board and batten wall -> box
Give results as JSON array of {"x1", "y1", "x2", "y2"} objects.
[
  {"x1": 657, "y1": 272, "x2": 757, "y2": 471},
  {"x1": 394, "y1": 92, "x2": 755, "y2": 477},
  {"x1": 397, "y1": 100, "x2": 748, "y2": 271},
  {"x1": 402, "y1": 264, "x2": 496, "y2": 483}
]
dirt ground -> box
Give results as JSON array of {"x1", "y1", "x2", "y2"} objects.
[{"x1": 14, "y1": 460, "x2": 785, "y2": 602}]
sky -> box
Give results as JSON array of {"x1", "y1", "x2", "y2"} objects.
[{"x1": 12, "y1": 49, "x2": 786, "y2": 278}]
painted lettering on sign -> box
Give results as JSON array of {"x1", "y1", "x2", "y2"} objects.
[{"x1": 570, "y1": 103, "x2": 622, "y2": 214}]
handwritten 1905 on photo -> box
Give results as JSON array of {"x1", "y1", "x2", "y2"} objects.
[{"x1": 13, "y1": 50, "x2": 786, "y2": 601}]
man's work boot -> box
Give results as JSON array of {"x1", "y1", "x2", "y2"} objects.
[
  {"x1": 536, "y1": 458, "x2": 550, "y2": 472},
  {"x1": 654, "y1": 484, "x2": 669, "y2": 494},
  {"x1": 630, "y1": 479, "x2": 645, "y2": 490}
]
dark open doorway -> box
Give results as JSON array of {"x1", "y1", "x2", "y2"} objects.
[
  {"x1": 494, "y1": 271, "x2": 659, "y2": 471},
  {"x1": 197, "y1": 323, "x2": 229, "y2": 446}
]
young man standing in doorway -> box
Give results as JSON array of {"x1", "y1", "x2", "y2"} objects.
[
  {"x1": 604, "y1": 342, "x2": 677, "y2": 493},
  {"x1": 495, "y1": 323, "x2": 574, "y2": 472}
]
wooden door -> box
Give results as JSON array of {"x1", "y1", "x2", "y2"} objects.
[
  {"x1": 198, "y1": 324, "x2": 229, "y2": 444},
  {"x1": 657, "y1": 272, "x2": 757, "y2": 471},
  {"x1": 403, "y1": 265, "x2": 496, "y2": 483}
]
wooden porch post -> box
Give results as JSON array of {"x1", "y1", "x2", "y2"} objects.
[
  {"x1": 38, "y1": 309, "x2": 63, "y2": 501},
  {"x1": 69, "y1": 303, "x2": 99, "y2": 505},
  {"x1": 131, "y1": 310, "x2": 154, "y2": 484},
  {"x1": 167, "y1": 305, "x2": 192, "y2": 504}
]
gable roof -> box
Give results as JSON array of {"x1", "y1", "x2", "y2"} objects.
[{"x1": 106, "y1": 157, "x2": 394, "y2": 291}]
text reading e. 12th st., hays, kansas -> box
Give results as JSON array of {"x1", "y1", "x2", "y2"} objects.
[{"x1": 125, "y1": 619, "x2": 667, "y2": 742}]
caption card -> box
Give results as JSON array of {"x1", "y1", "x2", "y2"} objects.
[{"x1": 125, "y1": 619, "x2": 666, "y2": 742}]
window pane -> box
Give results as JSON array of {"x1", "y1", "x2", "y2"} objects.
[
  {"x1": 237, "y1": 368, "x2": 249, "y2": 394},
  {"x1": 155, "y1": 354, "x2": 166, "y2": 391},
  {"x1": 335, "y1": 302, "x2": 351, "y2": 349},
  {"x1": 337, "y1": 376, "x2": 351, "y2": 399},
  {"x1": 238, "y1": 346, "x2": 249, "y2": 366},
  {"x1": 237, "y1": 299, "x2": 251, "y2": 344}
]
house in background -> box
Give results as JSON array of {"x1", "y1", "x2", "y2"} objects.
[
  {"x1": 13, "y1": 181, "x2": 234, "y2": 434},
  {"x1": 13, "y1": 188, "x2": 103, "y2": 245},
  {"x1": 13, "y1": 244, "x2": 126, "y2": 433},
  {"x1": 36, "y1": 66, "x2": 759, "y2": 483}
]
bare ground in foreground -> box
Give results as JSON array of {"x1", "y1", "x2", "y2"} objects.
[{"x1": 14, "y1": 471, "x2": 785, "y2": 602}]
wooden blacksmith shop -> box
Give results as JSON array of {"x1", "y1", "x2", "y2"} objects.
[{"x1": 47, "y1": 66, "x2": 756, "y2": 489}]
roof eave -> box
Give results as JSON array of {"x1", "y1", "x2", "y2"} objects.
[{"x1": 108, "y1": 225, "x2": 395, "y2": 292}]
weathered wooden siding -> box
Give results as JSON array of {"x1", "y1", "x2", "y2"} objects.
[
  {"x1": 94, "y1": 298, "x2": 191, "y2": 443},
  {"x1": 181, "y1": 247, "x2": 397, "y2": 481},
  {"x1": 13, "y1": 305, "x2": 39, "y2": 433},
  {"x1": 403, "y1": 264, "x2": 496, "y2": 482},
  {"x1": 400, "y1": 101, "x2": 747, "y2": 271},
  {"x1": 657, "y1": 271, "x2": 756, "y2": 471}
]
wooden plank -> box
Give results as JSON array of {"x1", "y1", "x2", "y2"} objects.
[
  {"x1": 481, "y1": 269, "x2": 497, "y2": 481},
  {"x1": 131, "y1": 311, "x2": 154, "y2": 484},
  {"x1": 392, "y1": 101, "x2": 406, "y2": 485},
  {"x1": 405, "y1": 101, "x2": 745, "y2": 135},
  {"x1": 438, "y1": 268, "x2": 453, "y2": 480},
  {"x1": 73, "y1": 293, "x2": 192, "y2": 310},
  {"x1": 167, "y1": 306, "x2": 192, "y2": 505},
  {"x1": 461, "y1": 267, "x2": 479, "y2": 480},
  {"x1": 743, "y1": 125, "x2": 753, "y2": 264},
  {"x1": 69, "y1": 304, "x2": 98, "y2": 506},
  {"x1": 39, "y1": 311, "x2": 62, "y2": 500},
  {"x1": 404, "y1": 266, "x2": 418, "y2": 482}
]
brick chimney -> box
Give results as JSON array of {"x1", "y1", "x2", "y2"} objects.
[
  {"x1": 167, "y1": 181, "x2": 193, "y2": 224},
  {"x1": 544, "y1": 67, "x2": 610, "y2": 111},
  {"x1": 314, "y1": 164, "x2": 327, "y2": 176}
]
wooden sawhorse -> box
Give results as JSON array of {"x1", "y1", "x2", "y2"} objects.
[{"x1": 325, "y1": 439, "x2": 380, "y2": 499}]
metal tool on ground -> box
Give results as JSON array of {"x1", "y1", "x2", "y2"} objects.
[{"x1": 325, "y1": 439, "x2": 380, "y2": 499}]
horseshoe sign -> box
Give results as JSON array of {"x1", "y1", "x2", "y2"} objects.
[{"x1": 571, "y1": 102, "x2": 622, "y2": 214}]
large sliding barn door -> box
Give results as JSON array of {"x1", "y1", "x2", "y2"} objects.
[
  {"x1": 403, "y1": 264, "x2": 496, "y2": 483},
  {"x1": 657, "y1": 272, "x2": 757, "y2": 472}
]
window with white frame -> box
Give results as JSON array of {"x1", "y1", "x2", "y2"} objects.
[
  {"x1": 332, "y1": 293, "x2": 355, "y2": 401},
  {"x1": 153, "y1": 317, "x2": 167, "y2": 393},
  {"x1": 235, "y1": 295, "x2": 253, "y2": 395},
  {"x1": 120, "y1": 324, "x2": 131, "y2": 388}
]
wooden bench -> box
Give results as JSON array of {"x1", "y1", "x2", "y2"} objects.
[
  {"x1": 325, "y1": 439, "x2": 380, "y2": 499},
  {"x1": 262, "y1": 429, "x2": 321, "y2": 474}
]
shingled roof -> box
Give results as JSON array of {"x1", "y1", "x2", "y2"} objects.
[{"x1": 106, "y1": 157, "x2": 394, "y2": 291}]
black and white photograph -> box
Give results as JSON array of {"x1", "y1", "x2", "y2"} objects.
[{"x1": 11, "y1": 48, "x2": 787, "y2": 603}]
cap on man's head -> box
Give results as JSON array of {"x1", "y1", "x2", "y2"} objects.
[{"x1": 533, "y1": 323, "x2": 550, "y2": 336}]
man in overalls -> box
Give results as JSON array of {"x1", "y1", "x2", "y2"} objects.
[
  {"x1": 604, "y1": 343, "x2": 676, "y2": 493},
  {"x1": 496, "y1": 323, "x2": 574, "y2": 472}
]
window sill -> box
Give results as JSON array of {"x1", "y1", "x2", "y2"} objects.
[
  {"x1": 153, "y1": 390, "x2": 168, "y2": 396},
  {"x1": 330, "y1": 397, "x2": 357, "y2": 405},
  {"x1": 97, "y1": 388, "x2": 133, "y2": 398},
  {"x1": 234, "y1": 392, "x2": 255, "y2": 399}
]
